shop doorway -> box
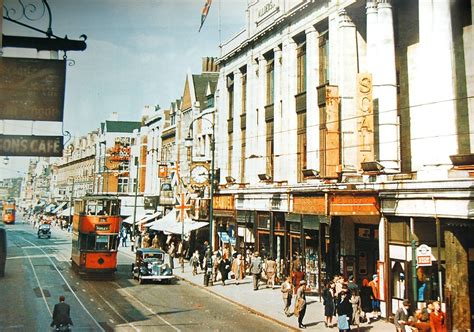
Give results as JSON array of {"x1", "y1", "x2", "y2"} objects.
[{"x1": 355, "y1": 224, "x2": 379, "y2": 281}]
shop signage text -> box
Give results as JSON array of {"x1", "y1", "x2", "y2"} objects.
[{"x1": 0, "y1": 135, "x2": 63, "y2": 157}]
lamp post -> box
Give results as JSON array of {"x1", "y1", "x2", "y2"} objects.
[
  {"x1": 184, "y1": 116, "x2": 215, "y2": 253},
  {"x1": 68, "y1": 176, "x2": 75, "y2": 228}
]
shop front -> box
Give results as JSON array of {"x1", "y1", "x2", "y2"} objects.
[
  {"x1": 381, "y1": 185, "x2": 473, "y2": 331},
  {"x1": 213, "y1": 194, "x2": 236, "y2": 255}
]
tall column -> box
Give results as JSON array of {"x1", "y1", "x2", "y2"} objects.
[
  {"x1": 366, "y1": 0, "x2": 379, "y2": 76},
  {"x1": 465, "y1": 2, "x2": 474, "y2": 151},
  {"x1": 409, "y1": 0, "x2": 457, "y2": 170},
  {"x1": 247, "y1": 56, "x2": 259, "y2": 182},
  {"x1": 258, "y1": 55, "x2": 267, "y2": 174},
  {"x1": 285, "y1": 38, "x2": 298, "y2": 184},
  {"x1": 273, "y1": 46, "x2": 283, "y2": 180},
  {"x1": 377, "y1": 0, "x2": 399, "y2": 172},
  {"x1": 338, "y1": 9, "x2": 358, "y2": 171},
  {"x1": 233, "y1": 69, "x2": 242, "y2": 181},
  {"x1": 306, "y1": 26, "x2": 320, "y2": 172},
  {"x1": 281, "y1": 39, "x2": 291, "y2": 182}
]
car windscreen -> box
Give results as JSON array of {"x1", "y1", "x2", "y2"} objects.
[{"x1": 143, "y1": 253, "x2": 164, "y2": 262}]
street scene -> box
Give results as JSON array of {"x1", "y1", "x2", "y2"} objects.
[{"x1": 1, "y1": 0, "x2": 473, "y2": 331}]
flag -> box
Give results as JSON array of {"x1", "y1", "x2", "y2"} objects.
[{"x1": 198, "y1": 0, "x2": 212, "y2": 32}]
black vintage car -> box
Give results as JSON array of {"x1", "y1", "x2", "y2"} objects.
[
  {"x1": 131, "y1": 248, "x2": 174, "y2": 284},
  {"x1": 37, "y1": 223, "x2": 51, "y2": 239}
]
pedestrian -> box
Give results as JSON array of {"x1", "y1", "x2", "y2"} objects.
[
  {"x1": 360, "y1": 278, "x2": 373, "y2": 323},
  {"x1": 265, "y1": 255, "x2": 277, "y2": 289},
  {"x1": 50, "y1": 295, "x2": 73, "y2": 329},
  {"x1": 212, "y1": 251, "x2": 221, "y2": 282},
  {"x1": 368, "y1": 274, "x2": 380, "y2": 319},
  {"x1": 394, "y1": 299, "x2": 411, "y2": 332},
  {"x1": 294, "y1": 279, "x2": 307, "y2": 329},
  {"x1": 168, "y1": 241, "x2": 176, "y2": 269},
  {"x1": 292, "y1": 265, "x2": 305, "y2": 295},
  {"x1": 121, "y1": 228, "x2": 127, "y2": 247},
  {"x1": 190, "y1": 250, "x2": 200, "y2": 275},
  {"x1": 152, "y1": 234, "x2": 160, "y2": 248},
  {"x1": 231, "y1": 253, "x2": 245, "y2": 285},
  {"x1": 347, "y1": 275, "x2": 359, "y2": 294},
  {"x1": 323, "y1": 282, "x2": 336, "y2": 327},
  {"x1": 178, "y1": 240, "x2": 184, "y2": 266},
  {"x1": 219, "y1": 254, "x2": 231, "y2": 286},
  {"x1": 349, "y1": 289, "x2": 362, "y2": 330},
  {"x1": 336, "y1": 289, "x2": 352, "y2": 332},
  {"x1": 250, "y1": 251, "x2": 263, "y2": 291},
  {"x1": 142, "y1": 233, "x2": 150, "y2": 248},
  {"x1": 281, "y1": 275, "x2": 293, "y2": 317},
  {"x1": 429, "y1": 301, "x2": 447, "y2": 332}
]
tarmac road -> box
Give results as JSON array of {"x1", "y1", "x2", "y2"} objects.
[{"x1": 0, "y1": 217, "x2": 288, "y2": 331}]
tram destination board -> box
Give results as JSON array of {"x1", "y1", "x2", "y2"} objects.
[
  {"x1": 0, "y1": 135, "x2": 63, "y2": 157},
  {"x1": 0, "y1": 57, "x2": 66, "y2": 121}
]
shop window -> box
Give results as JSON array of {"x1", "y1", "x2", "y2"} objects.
[
  {"x1": 258, "y1": 216, "x2": 270, "y2": 229},
  {"x1": 392, "y1": 261, "x2": 406, "y2": 299},
  {"x1": 389, "y1": 220, "x2": 409, "y2": 243},
  {"x1": 358, "y1": 227, "x2": 371, "y2": 239}
]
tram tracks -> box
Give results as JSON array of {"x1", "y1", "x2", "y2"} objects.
[{"x1": 9, "y1": 228, "x2": 181, "y2": 331}]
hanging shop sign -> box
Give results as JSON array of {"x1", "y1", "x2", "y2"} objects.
[
  {"x1": 0, "y1": 135, "x2": 63, "y2": 157},
  {"x1": 0, "y1": 57, "x2": 66, "y2": 121},
  {"x1": 416, "y1": 244, "x2": 433, "y2": 267}
]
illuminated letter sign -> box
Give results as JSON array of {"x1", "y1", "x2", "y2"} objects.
[
  {"x1": 0, "y1": 57, "x2": 66, "y2": 121},
  {"x1": 357, "y1": 73, "x2": 374, "y2": 166}
]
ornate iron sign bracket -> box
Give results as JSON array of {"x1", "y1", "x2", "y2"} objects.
[{"x1": 2, "y1": 0, "x2": 87, "y2": 52}]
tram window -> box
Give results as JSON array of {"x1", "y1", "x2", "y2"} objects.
[{"x1": 96, "y1": 235, "x2": 109, "y2": 250}]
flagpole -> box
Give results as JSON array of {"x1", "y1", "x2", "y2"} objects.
[{"x1": 218, "y1": 0, "x2": 222, "y2": 57}]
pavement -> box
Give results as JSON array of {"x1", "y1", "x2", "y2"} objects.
[{"x1": 117, "y1": 242, "x2": 395, "y2": 331}]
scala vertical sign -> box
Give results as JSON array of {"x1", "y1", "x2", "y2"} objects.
[{"x1": 0, "y1": 57, "x2": 66, "y2": 121}]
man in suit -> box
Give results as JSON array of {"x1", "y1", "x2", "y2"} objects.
[{"x1": 51, "y1": 295, "x2": 73, "y2": 328}]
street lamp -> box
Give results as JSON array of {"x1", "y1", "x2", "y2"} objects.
[{"x1": 184, "y1": 115, "x2": 215, "y2": 255}]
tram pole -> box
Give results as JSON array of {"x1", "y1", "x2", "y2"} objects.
[{"x1": 131, "y1": 157, "x2": 139, "y2": 252}]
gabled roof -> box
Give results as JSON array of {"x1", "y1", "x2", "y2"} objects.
[
  {"x1": 192, "y1": 72, "x2": 218, "y2": 111},
  {"x1": 104, "y1": 120, "x2": 141, "y2": 133}
]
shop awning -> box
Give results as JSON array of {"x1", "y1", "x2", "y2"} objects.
[
  {"x1": 122, "y1": 212, "x2": 149, "y2": 225},
  {"x1": 59, "y1": 207, "x2": 74, "y2": 216},
  {"x1": 44, "y1": 204, "x2": 56, "y2": 213},
  {"x1": 139, "y1": 211, "x2": 162, "y2": 226},
  {"x1": 150, "y1": 210, "x2": 208, "y2": 234},
  {"x1": 52, "y1": 202, "x2": 67, "y2": 214}
]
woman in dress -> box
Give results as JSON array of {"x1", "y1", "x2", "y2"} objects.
[
  {"x1": 360, "y1": 278, "x2": 373, "y2": 323},
  {"x1": 349, "y1": 289, "x2": 362, "y2": 330},
  {"x1": 323, "y1": 282, "x2": 336, "y2": 327},
  {"x1": 218, "y1": 255, "x2": 231, "y2": 286},
  {"x1": 231, "y1": 254, "x2": 245, "y2": 285},
  {"x1": 336, "y1": 288, "x2": 353, "y2": 332},
  {"x1": 430, "y1": 301, "x2": 447, "y2": 332}
]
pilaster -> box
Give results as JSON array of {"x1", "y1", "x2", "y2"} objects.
[
  {"x1": 305, "y1": 26, "x2": 320, "y2": 171},
  {"x1": 338, "y1": 9, "x2": 358, "y2": 171}
]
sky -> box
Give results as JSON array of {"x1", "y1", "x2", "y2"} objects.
[{"x1": 1, "y1": 0, "x2": 248, "y2": 179}]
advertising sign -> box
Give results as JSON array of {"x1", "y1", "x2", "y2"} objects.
[
  {"x1": 0, "y1": 135, "x2": 63, "y2": 157},
  {"x1": 416, "y1": 244, "x2": 433, "y2": 266},
  {"x1": 0, "y1": 57, "x2": 66, "y2": 121}
]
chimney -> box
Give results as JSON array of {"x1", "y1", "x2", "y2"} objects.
[
  {"x1": 109, "y1": 112, "x2": 119, "y2": 121},
  {"x1": 202, "y1": 57, "x2": 219, "y2": 73}
]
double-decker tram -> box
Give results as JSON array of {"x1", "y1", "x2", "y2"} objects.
[
  {"x1": 2, "y1": 201, "x2": 16, "y2": 224},
  {"x1": 71, "y1": 196, "x2": 121, "y2": 277}
]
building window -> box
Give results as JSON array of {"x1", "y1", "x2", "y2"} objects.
[
  {"x1": 228, "y1": 133, "x2": 233, "y2": 175},
  {"x1": 227, "y1": 74, "x2": 234, "y2": 120},
  {"x1": 240, "y1": 129, "x2": 246, "y2": 182},
  {"x1": 206, "y1": 94, "x2": 214, "y2": 108},
  {"x1": 266, "y1": 59, "x2": 274, "y2": 105},
  {"x1": 319, "y1": 32, "x2": 329, "y2": 84},
  {"x1": 297, "y1": 42, "x2": 306, "y2": 94},
  {"x1": 241, "y1": 68, "x2": 247, "y2": 114},
  {"x1": 118, "y1": 177, "x2": 129, "y2": 193},
  {"x1": 297, "y1": 112, "x2": 307, "y2": 182}
]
